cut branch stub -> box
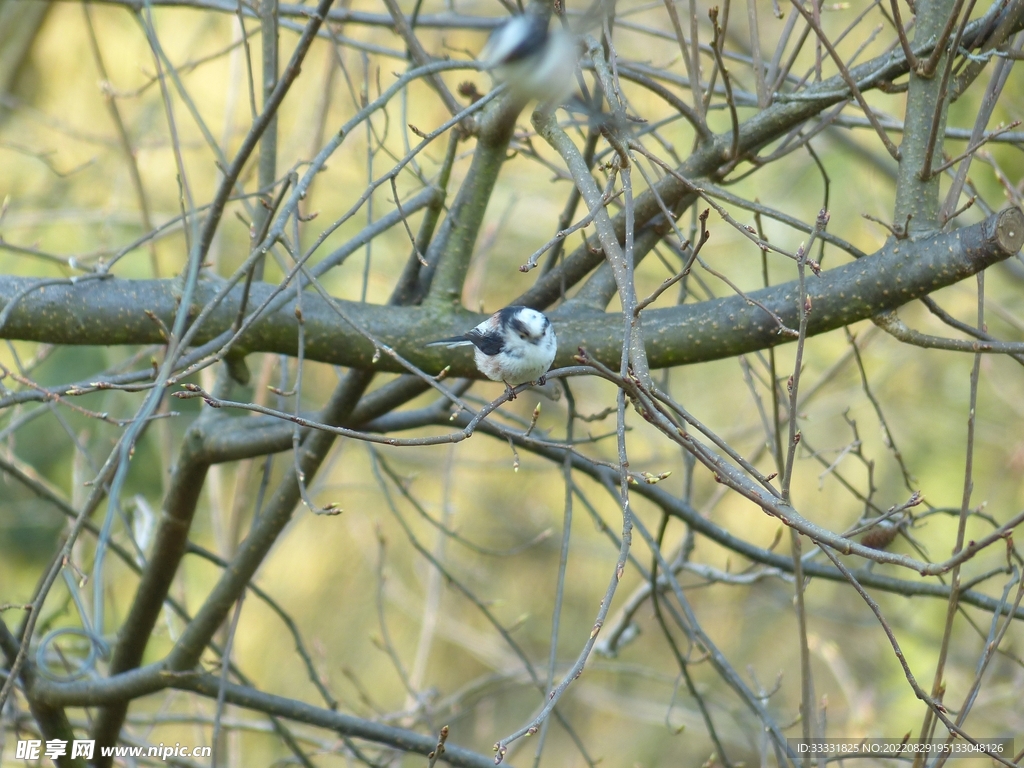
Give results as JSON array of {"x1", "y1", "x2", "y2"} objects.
[{"x1": 963, "y1": 206, "x2": 1024, "y2": 261}]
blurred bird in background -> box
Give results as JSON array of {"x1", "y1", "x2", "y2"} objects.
[{"x1": 479, "y1": 5, "x2": 578, "y2": 106}]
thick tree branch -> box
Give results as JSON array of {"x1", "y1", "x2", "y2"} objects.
[
  {"x1": 422, "y1": 95, "x2": 523, "y2": 308},
  {"x1": 0, "y1": 620, "x2": 87, "y2": 768},
  {"x1": 894, "y1": 0, "x2": 958, "y2": 234},
  {"x1": 87, "y1": 428, "x2": 211, "y2": 753},
  {"x1": 29, "y1": 664, "x2": 498, "y2": 768},
  {"x1": 1, "y1": 209, "x2": 1020, "y2": 376}
]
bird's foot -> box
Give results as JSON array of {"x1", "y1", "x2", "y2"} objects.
[
  {"x1": 503, "y1": 382, "x2": 517, "y2": 400},
  {"x1": 537, "y1": 375, "x2": 547, "y2": 386}
]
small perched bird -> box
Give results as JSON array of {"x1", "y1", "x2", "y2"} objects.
[
  {"x1": 428, "y1": 306, "x2": 557, "y2": 397},
  {"x1": 479, "y1": 7, "x2": 577, "y2": 105}
]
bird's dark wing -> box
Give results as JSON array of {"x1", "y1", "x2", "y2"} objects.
[{"x1": 464, "y1": 327, "x2": 505, "y2": 356}]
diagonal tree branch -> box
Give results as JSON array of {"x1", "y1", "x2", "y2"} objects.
[{"x1": 29, "y1": 663, "x2": 499, "y2": 768}]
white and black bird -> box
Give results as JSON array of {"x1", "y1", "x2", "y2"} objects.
[
  {"x1": 428, "y1": 306, "x2": 557, "y2": 397},
  {"x1": 479, "y1": 6, "x2": 577, "y2": 105}
]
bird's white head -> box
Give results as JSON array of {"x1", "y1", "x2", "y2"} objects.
[{"x1": 503, "y1": 307, "x2": 552, "y2": 344}]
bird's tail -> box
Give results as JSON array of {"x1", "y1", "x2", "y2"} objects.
[{"x1": 425, "y1": 337, "x2": 474, "y2": 349}]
